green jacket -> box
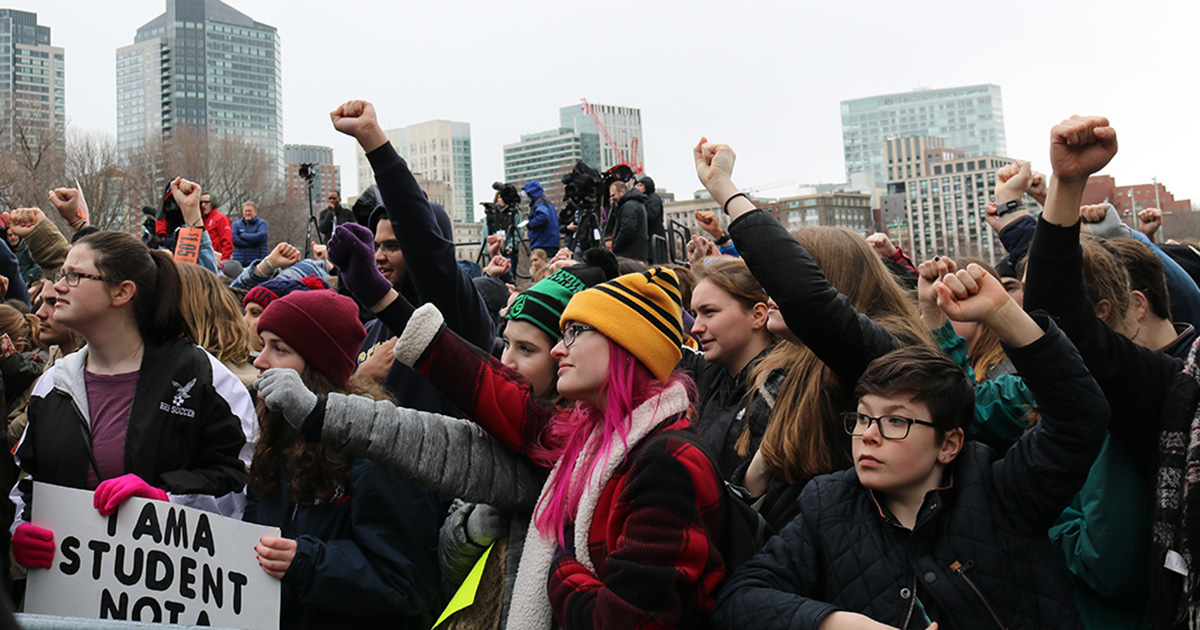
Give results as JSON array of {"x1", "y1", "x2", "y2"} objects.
[{"x1": 933, "y1": 320, "x2": 1036, "y2": 450}]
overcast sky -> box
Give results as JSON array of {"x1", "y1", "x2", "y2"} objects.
[{"x1": 34, "y1": 0, "x2": 1200, "y2": 220}]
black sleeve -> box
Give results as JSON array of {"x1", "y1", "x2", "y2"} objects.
[
  {"x1": 1022, "y1": 217, "x2": 1178, "y2": 472},
  {"x1": 727, "y1": 209, "x2": 898, "y2": 388},
  {"x1": 366, "y1": 142, "x2": 494, "y2": 353}
]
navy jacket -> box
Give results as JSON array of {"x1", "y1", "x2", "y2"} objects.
[
  {"x1": 523, "y1": 180, "x2": 560, "y2": 250},
  {"x1": 245, "y1": 459, "x2": 442, "y2": 630},
  {"x1": 231, "y1": 216, "x2": 270, "y2": 266},
  {"x1": 358, "y1": 142, "x2": 495, "y2": 414},
  {"x1": 714, "y1": 318, "x2": 1109, "y2": 630}
]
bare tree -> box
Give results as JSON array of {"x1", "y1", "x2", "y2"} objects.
[
  {"x1": 63, "y1": 129, "x2": 139, "y2": 232},
  {"x1": 0, "y1": 109, "x2": 66, "y2": 212}
]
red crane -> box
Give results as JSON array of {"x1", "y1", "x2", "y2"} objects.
[{"x1": 580, "y1": 98, "x2": 643, "y2": 174}]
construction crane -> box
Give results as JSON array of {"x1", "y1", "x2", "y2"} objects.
[{"x1": 580, "y1": 98, "x2": 643, "y2": 174}]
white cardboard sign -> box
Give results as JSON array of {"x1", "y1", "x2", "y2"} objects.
[{"x1": 26, "y1": 482, "x2": 280, "y2": 629}]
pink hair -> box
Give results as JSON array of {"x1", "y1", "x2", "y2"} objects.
[{"x1": 532, "y1": 339, "x2": 692, "y2": 545}]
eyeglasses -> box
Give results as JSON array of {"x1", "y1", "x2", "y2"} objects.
[
  {"x1": 54, "y1": 270, "x2": 105, "y2": 287},
  {"x1": 842, "y1": 412, "x2": 938, "y2": 440},
  {"x1": 374, "y1": 240, "x2": 401, "y2": 253},
  {"x1": 561, "y1": 324, "x2": 597, "y2": 349}
]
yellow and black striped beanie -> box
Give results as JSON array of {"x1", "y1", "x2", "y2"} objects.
[{"x1": 560, "y1": 267, "x2": 684, "y2": 383}]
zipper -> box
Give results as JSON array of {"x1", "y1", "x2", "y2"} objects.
[
  {"x1": 951, "y1": 560, "x2": 1008, "y2": 630},
  {"x1": 899, "y1": 575, "x2": 918, "y2": 629}
]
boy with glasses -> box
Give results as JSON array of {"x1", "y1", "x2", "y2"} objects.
[{"x1": 714, "y1": 264, "x2": 1109, "y2": 630}]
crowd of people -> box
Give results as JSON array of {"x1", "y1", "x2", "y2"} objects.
[{"x1": 0, "y1": 102, "x2": 1193, "y2": 630}]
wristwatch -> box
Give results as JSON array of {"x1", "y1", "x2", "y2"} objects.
[{"x1": 995, "y1": 200, "x2": 1021, "y2": 217}]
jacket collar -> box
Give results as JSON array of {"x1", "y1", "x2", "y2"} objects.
[{"x1": 867, "y1": 471, "x2": 955, "y2": 531}]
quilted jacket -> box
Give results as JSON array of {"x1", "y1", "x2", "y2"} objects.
[{"x1": 712, "y1": 317, "x2": 1110, "y2": 630}]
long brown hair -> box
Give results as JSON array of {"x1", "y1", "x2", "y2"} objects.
[
  {"x1": 177, "y1": 263, "x2": 251, "y2": 365},
  {"x1": 0, "y1": 304, "x2": 47, "y2": 353},
  {"x1": 691, "y1": 257, "x2": 769, "y2": 310},
  {"x1": 248, "y1": 367, "x2": 387, "y2": 504},
  {"x1": 743, "y1": 226, "x2": 933, "y2": 484}
]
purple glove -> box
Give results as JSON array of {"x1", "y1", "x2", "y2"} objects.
[
  {"x1": 328, "y1": 223, "x2": 393, "y2": 307},
  {"x1": 94, "y1": 473, "x2": 169, "y2": 516},
  {"x1": 13, "y1": 523, "x2": 54, "y2": 569}
]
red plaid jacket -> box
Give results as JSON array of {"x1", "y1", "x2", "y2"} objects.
[{"x1": 409, "y1": 320, "x2": 730, "y2": 629}]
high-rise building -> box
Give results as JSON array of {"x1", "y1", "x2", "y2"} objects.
[
  {"x1": 116, "y1": 0, "x2": 283, "y2": 169},
  {"x1": 354, "y1": 120, "x2": 473, "y2": 222},
  {"x1": 284, "y1": 144, "x2": 339, "y2": 209},
  {"x1": 841, "y1": 84, "x2": 1006, "y2": 187},
  {"x1": 503, "y1": 127, "x2": 601, "y2": 205},
  {"x1": 884, "y1": 135, "x2": 1020, "y2": 265},
  {"x1": 560, "y1": 102, "x2": 643, "y2": 173},
  {"x1": 0, "y1": 9, "x2": 65, "y2": 151}
]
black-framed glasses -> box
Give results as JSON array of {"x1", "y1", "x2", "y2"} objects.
[
  {"x1": 54, "y1": 270, "x2": 105, "y2": 287},
  {"x1": 842, "y1": 412, "x2": 938, "y2": 440},
  {"x1": 561, "y1": 324, "x2": 597, "y2": 349}
]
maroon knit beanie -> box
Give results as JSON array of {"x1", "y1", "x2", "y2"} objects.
[{"x1": 256, "y1": 290, "x2": 366, "y2": 388}]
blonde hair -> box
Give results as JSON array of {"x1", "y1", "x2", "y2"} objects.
[
  {"x1": 177, "y1": 264, "x2": 252, "y2": 365},
  {"x1": 743, "y1": 226, "x2": 934, "y2": 484}
]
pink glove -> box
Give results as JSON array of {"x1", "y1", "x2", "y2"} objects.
[
  {"x1": 93, "y1": 473, "x2": 169, "y2": 516},
  {"x1": 12, "y1": 523, "x2": 54, "y2": 569}
]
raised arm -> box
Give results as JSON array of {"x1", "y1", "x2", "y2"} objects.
[
  {"x1": 692, "y1": 138, "x2": 899, "y2": 387},
  {"x1": 1022, "y1": 116, "x2": 1175, "y2": 470},
  {"x1": 331, "y1": 100, "x2": 493, "y2": 351}
]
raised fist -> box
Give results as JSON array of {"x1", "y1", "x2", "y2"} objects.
[
  {"x1": 1049, "y1": 116, "x2": 1118, "y2": 183},
  {"x1": 866, "y1": 233, "x2": 897, "y2": 258},
  {"x1": 48, "y1": 188, "x2": 84, "y2": 226},
  {"x1": 693, "y1": 137, "x2": 738, "y2": 191},
  {"x1": 917, "y1": 256, "x2": 958, "y2": 307},
  {"x1": 266, "y1": 242, "x2": 302, "y2": 270},
  {"x1": 169, "y1": 177, "x2": 203, "y2": 226},
  {"x1": 694, "y1": 210, "x2": 722, "y2": 238},
  {"x1": 330, "y1": 100, "x2": 387, "y2": 152},
  {"x1": 1137, "y1": 208, "x2": 1163, "y2": 238},
  {"x1": 1079, "y1": 204, "x2": 1110, "y2": 224},
  {"x1": 4, "y1": 207, "x2": 46, "y2": 238},
  {"x1": 934, "y1": 264, "x2": 1010, "y2": 324}
]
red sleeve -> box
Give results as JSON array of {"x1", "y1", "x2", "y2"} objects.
[
  {"x1": 208, "y1": 214, "x2": 234, "y2": 260},
  {"x1": 889, "y1": 245, "x2": 917, "y2": 274},
  {"x1": 415, "y1": 325, "x2": 560, "y2": 458},
  {"x1": 548, "y1": 436, "x2": 727, "y2": 629}
]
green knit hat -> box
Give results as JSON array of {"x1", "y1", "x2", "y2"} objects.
[{"x1": 506, "y1": 269, "x2": 589, "y2": 340}]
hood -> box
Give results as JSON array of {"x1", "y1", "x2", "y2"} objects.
[
  {"x1": 620, "y1": 187, "x2": 648, "y2": 204},
  {"x1": 522, "y1": 180, "x2": 545, "y2": 200},
  {"x1": 638, "y1": 176, "x2": 656, "y2": 194}
]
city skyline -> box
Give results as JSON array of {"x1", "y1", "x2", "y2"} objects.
[{"x1": 25, "y1": 0, "x2": 1200, "y2": 216}]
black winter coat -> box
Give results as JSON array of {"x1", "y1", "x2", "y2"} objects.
[
  {"x1": 680, "y1": 345, "x2": 774, "y2": 480},
  {"x1": 713, "y1": 318, "x2": 1109, "y2": 630},
  {"x1": 606, "y1": 189, "x2": 649, "y2": 261}
]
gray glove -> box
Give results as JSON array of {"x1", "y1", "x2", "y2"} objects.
[
  {"x1": 466, "y1": 503, "x2": 509, "y2": 547},
  {"x1": 255, "y1": 368, "x2": 318, "y2": 430}
]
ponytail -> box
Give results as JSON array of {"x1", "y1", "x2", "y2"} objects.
[{"x1": 77, "y1": 231, "x2": 196, "y2": 345}]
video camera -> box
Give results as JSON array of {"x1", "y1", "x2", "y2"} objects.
[{"x1": 560, "y1": 161, "x2": 606, "y2": 251}]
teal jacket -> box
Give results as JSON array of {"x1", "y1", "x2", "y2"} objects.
[{"x1": 933, "y1": 321, "x2": 1036, "y2": 450}]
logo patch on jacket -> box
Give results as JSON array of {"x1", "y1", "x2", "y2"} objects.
[{"x1": 161, "y1": 378, "x2": 197, "y2": 417}]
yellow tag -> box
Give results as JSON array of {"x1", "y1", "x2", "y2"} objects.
[{"x1": 432, "y1": 543, "x2": 494, "y2": 628}]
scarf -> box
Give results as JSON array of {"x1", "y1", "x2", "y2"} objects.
[
  {"x1": 506, "y1": 382, "x2": 689, "y2": 630},
  {"x1": 1151, "y1": 340, "x2": 1200, "y2": 629}
]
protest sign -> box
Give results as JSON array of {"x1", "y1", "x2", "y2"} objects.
[{"x1": 26, "y1": 482, "x2": 279, "y2": 629}]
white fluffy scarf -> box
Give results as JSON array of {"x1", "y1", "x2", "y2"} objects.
[{"x1": 505, "y1": 382, "x2": 689, "y2": 629}]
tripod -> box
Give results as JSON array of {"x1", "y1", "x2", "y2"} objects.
[{"x1": 299, "y1": 163, "x2": 322, "y2": 258}]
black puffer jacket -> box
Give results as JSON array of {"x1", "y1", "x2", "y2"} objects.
[
  {"x1": 679, "y1": 345, "x2": 775, "y2": 480},
  {"x1": 712, "y1": 317, "x2": 1109, "y2": 630},
  {"x1": 606, "y1": 188, "x2": 648, "y2": 261}
]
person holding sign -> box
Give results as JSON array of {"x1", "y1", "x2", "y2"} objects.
[
  {"x1": 246, "y1": 289, "x2": 442, "y2": 629},
  {"x1": 11, "y1": 180, "x2": 257, "y2": 573}
]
